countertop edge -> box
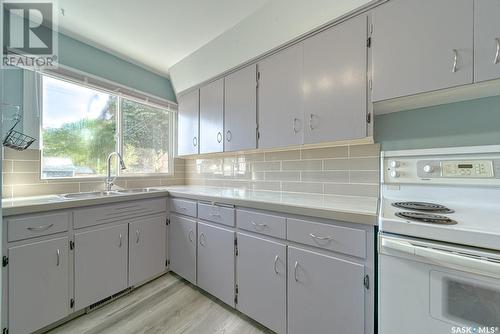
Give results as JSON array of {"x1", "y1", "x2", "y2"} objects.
[{"x1": 2, "y1": 191, "x2": 169, "y2": 217}]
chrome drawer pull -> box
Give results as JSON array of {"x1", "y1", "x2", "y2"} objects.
[
  {"x1": 217, "y1": 132, "x2": 222, "y2": 143},
  {"x1": 294, "y1": 261, "x2": 299, "y2": 282},
  {"x1": 452, "y1": 49, "x2": 458, "y2": 73},
  {"x1": 136, "y1": 230, "x2": 140, "y2": 244},
  {"x1": 210, "y1": 212, "x2": 221, "y2": 218},
  {"x1": 199, "y1": 232, "x2": 206, "y2": 246},
  {"x1": 293, "y1": 118, "x2": 300, "y2": 134},
  {"x1": 188, "y1": 230, "x2": 194, "y2": 243},
  {"x1": 27, "y1": 223, "x2": 54, "y2": 232},
  {"x1": 309, "y1": 233, "x2": 334, "y2": 241},
  {"x1": 119, "y1": 234, "x2": 123, "y2": 248},
  {"x1": 251, "y1": 221, "x2": 268, "y2": 228},
  {"x1": 274, "y1": 255, "x2": 279, "y2": 274},
  {"x1": 495, "y1": 38, "x2": 500, "y2": 65},
  {"x1": 56, "y1": 248, "x2": 60, "y2": 266}
]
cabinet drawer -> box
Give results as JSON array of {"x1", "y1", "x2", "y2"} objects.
[
  {"x1": 74, "y1": 198, "x2": 167, "y2": 229},
  {"x1": 8, "y1": 212, "x2": 70, "y2": 242},
  {"x1": 287, "y1": 218, "x2": 366, "y2": 258},
  {"x1": 237, "y1": 210, "x2": 286, "y2": 239},
  {"x1": 169, "y1": 198, "x2": 197, "y2": 217},
  {"x1": 198, "y1": 203, "x2": 235, "y2": 227}
]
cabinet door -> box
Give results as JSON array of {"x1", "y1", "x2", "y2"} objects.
[
  {"x1": 9, "y1": 237, "x2": 69, "y2": 334},
  {"x1": 303, "y1": 15, "x2": 367, "y2": 144},
  {"x1": 475, "y1": 0, "x2": 500, "y2": 82},
  {"x1": 177, "y1": 89, "x2": 199, "y2": 156},
  {"x1": 372, "y1": 0, "x2": 473, "y2": 101},
  {"x1": 197, "y1": 222, "x2": 235, "y2": 307},
  {"x1": 200, "y1": 78, "x2": 224, "y2": 154},
  {"x1": 74, "y1": 224, "x2": 128, "y2": 310},
  {"x1": 258, "y1": 43, "x2": 304, "y2": 149},
  {"x1": 169, "y1": 214, "x2": 197, "y2": 285},
  {"x1": 224, "y1": 64, "x2": 257, "y2": 152},
  {"x1": 129, "y1": 215, "x2": 167, "y2": 286},
  {"x1": 236, "y1": 233, "x2": 286, "y2": 334},
  {"x1": 288, "y1": 246, "x2": 365, "y2": 334}
]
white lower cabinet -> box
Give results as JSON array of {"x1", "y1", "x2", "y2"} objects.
[
  {"x1": 236, "y1": 233, "x2": 286, "y2": 334},
  {"x1": 74, "y1": 224, "x2": 129, "y2": 310},
  {"x1": 197, "y1": 221, "x2": 235, "y2": 307},
  {"x1": 8, "y1": 236, "x2": 69, "y2": 334},
  {"x1": 288, "y1": 246, "x2": 366, "y2": 334},
  {"x1": 129, "y1": 215, "x2": 168, "y2": 286},
  {"x1": 169, "y1": 214, "x2": 197, "y2": 285}
]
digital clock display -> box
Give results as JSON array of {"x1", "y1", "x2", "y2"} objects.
[{"x1": 458, "y1": 164, "x2": 473, "y2": 169}]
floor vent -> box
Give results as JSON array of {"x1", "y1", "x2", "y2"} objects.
[{"x1": 86, "y1": 288, "x2": 133, "y2": 313}]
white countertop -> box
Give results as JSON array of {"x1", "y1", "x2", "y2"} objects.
[
  {"x1": 2, "y1": 186, "x2": 379, "y2": 225},
  {"x1": 163, "y1": 186, "x2": 378, "y2": 225}
]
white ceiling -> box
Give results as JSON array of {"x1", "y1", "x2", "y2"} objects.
[{"x1": 57, "y1": 0, "x2": 271, "y2": 76}]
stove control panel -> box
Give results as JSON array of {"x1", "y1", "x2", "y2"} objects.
[
  {"x1": 383, "y1": 146, "x2": 500, "y2": 185},
  {"x1": 441, "y1": 160, "x2": 494, "y2": 178},
  {"x1": 416, "y1": 160, "x2": 496, "y2": 178}
]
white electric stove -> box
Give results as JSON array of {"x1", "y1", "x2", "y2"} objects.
[{"x1": 378, "y1": 145, "x2": 500, "y2": 333}]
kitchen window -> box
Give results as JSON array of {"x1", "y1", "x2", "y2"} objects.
[{"x1": 41, "y1": 74, "x2": 173, "y2": 179}]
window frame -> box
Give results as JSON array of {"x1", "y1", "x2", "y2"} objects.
[{"x1": 39, "y1": 72, "x2": 175, "y2": 180}]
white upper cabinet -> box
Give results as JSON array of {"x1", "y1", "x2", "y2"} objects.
[
  {"x1": 177, "y1": 89, "x2": 199, "y2": 156},
  {"x1": 200, "y1": 78, "x2": 224, "y2": 154},
  {"x1": 224, "y1": 64, "x2": 257, "y2": 152},
  {"x1": 372, "y1": 0, "x2": 473, "y2": 102},
  {"x1": 258, "y1": 43, "x2": 304, "y2": 149},
  {"x1": 303, "y1": 15, "x2": 368, "y2": 144},
  {"x1": 474, "y1": 0, "x2": 500, "y2": 83}
]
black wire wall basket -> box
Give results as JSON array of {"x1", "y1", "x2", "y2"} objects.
[{"x1": 2, "y1": 106, "x2": 36, "y2": 151}]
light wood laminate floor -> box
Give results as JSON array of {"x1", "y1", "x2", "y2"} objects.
[{"x1": 47, "y1": 273, "x2": 273, "y2": 334}]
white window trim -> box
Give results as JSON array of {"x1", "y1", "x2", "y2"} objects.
[{"x1": 38, "y1": 72, "x2": 176, "y2": 180}]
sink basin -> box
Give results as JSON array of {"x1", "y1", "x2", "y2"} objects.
[
  {"x1": 60, "y1": 191, "x2": 120, "y2": 199},
  {"x1": 114, "y1": 188, "x2": 161, "y2": 194}
]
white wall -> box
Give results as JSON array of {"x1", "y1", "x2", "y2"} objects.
[{"x1": 169, "y1": 0, "x2": 373, "y2": 94}]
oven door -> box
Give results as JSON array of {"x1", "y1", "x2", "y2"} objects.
[{"x1": 380, "y1": 234, "x2": 500, "y2": 334}]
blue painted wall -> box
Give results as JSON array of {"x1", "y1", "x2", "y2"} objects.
[
  {"x1": 58, "y1": 34, "x2": 176, "y2": 102},
  {"x1": 374, "y1": 96, "x2": 500, "y2": 150}
]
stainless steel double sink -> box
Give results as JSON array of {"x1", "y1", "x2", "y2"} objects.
[{"x1": 59, "y1": 188, "x2": 163, "y2": 200}]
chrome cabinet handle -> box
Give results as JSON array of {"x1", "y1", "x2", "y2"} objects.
[
  {"x1": 217, "y1": 132, "x2": 222, "y2": 143},
  {"x1": 136, "y1": 230, "x2": 140, "y2": 244},
  {"x1": 178, "y1": 206, "x2": 187, "y2": 211},
  {"x1": 119, "y1": 234, "x2": 123, "y2": 248},
  {"x1": 293, "y1": 118, "x2": 300, "y2": 134},
  {"x1": 56, "y1": 248, "x2": 60, "y2": 266},
  {"x1": 226, "y1": 130, "x2": 232, "y2": 142},
  {"x1": 452, "y1": 49, "x2": 458, "y2": 73},
  {"x1": 294, "y1": 261, "x2": 299, "y2": 282},
  {"x1": 308, "y1": 114, "x2": 318, "y2": 130},
  {"x1": 27, "y1": 223, "x2": 54, "y2": 232},
  {"x1": 495, "y1": 38, "x2": 500, "y2": 64},
  {"x1": 274, "y1": 255, "x2": 279, "y2": 274},
  {"x1": 310, "y1": 233, "x2": 334, "y2": 241},
  {"x1": 251, "y1": 221, "x2": 268, "y2": 228},
  {"x1": 188, "y1": 230, "x2": 194, "y2": 242},
  {"x1": 193, "y1": 137, "x2": 198, "y2": 147},
  {"x1": 199, "y1": 232, "x2": 206, "y2": 246}
]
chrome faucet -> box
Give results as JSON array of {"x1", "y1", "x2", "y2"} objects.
[{"x1": 105, "y1": 152, "x2": 126, "y2": 191}]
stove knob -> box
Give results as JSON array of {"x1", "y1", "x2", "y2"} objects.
[
  {"x1": 423, "y1": 165, "x2": 434, "y2": 173},
  {"x1": 390, "y1": 160, "x2": 400, "y2": 168},
  {"x1": 390, "y1": 170, "x2": 400, "y2": 178}
]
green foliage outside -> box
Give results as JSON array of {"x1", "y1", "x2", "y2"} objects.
[{"x1": 43, "y1": 98, "x2": 169, "y2": 176}]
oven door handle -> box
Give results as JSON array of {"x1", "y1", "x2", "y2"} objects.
[
  {"x1": 414, "y1": 247, "x2": 500, "y2": 279},
  {"x1": 382, "y1": 238, "x2": 500, "y2": 279}
]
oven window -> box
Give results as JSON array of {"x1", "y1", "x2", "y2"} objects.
[{"x1": 444, "y1": 278, "x2": 500, "y2": 326}]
